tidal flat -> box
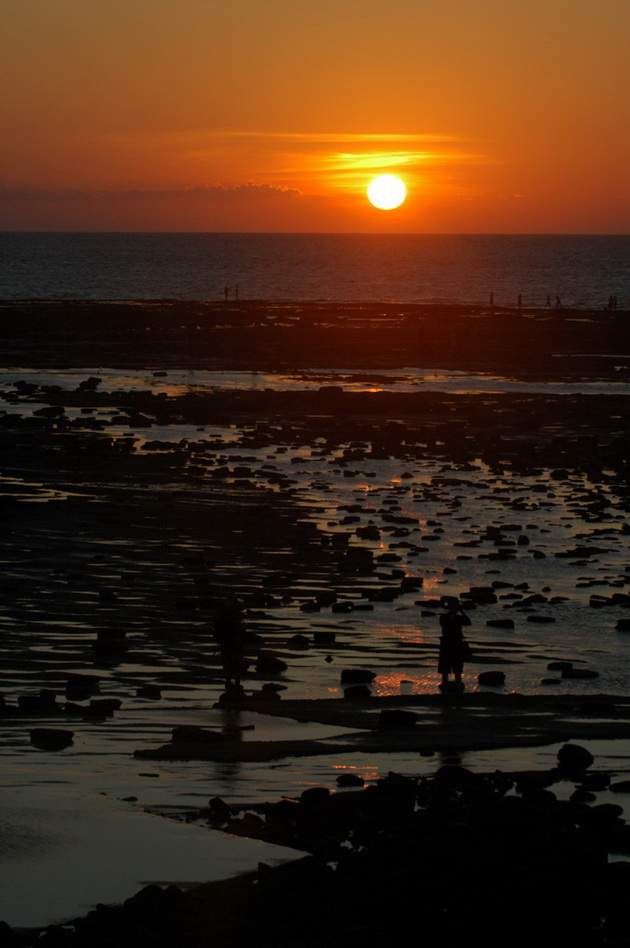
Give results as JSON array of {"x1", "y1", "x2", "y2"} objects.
[{"x1": 1, "y1": 300, "x2": 630, "y2": 945}]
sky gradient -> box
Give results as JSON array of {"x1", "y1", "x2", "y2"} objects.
[{"x1": 1, "y1": 0, "x2": 628, "y2": 233}]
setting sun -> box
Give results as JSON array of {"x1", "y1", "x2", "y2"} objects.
[{"x1": 367, "y1": 174, "x2": 407, "y2": 210}]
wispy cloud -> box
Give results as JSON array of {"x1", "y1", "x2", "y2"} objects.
[
  {"x1": 83, "y1": 128, "x2": 482, "y2": 193},
  {"x1": 0, "y1": 183, "x2": 302, "y2": 202}
]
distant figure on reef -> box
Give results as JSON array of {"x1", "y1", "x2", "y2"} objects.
[
  {"x1": 224, "y1": 285, "x2": 229, "y2": 300},
  {"x1": 555, "y1": 295, "x2": 562, "y2": 308},
  {"x1": 517, "y1": 294, "x2": 522, "y2": 310},
  {"x1": 489, "y1": 292, "x2": 494, "y2": 307},
  {"x1": 438, "y1": 598, "x2": 471, "y2": 691},
  {"x1": 213, "y1": 595, "x2": 247, "y2": 697}
]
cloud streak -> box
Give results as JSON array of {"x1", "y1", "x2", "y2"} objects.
[{"x1": 0, "y1": 183, "x2": 302, "y2": 203}]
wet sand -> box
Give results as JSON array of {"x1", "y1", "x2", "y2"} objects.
[{"x1": 1, "y1": 301, "x2": 630, "y2": 945}]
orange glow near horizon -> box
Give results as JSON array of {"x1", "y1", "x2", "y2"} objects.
[{"x1": 1, "y1": 0, "x2": 628, "y2": 233}]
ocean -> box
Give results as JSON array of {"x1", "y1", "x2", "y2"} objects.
[{"x1": 1, "y1": 232, "x2": 629, "y2": 309}]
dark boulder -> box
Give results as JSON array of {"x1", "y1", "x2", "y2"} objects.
[
  {"x1": 30, "y1": 728, "x2": 74, "y2": 750},
  {"x1": 340, "y1": 669, "x2": 376, "y2": 684},
  {"x1": 557, "y1": 743, "x2": 594, "y2": 774},
  {"x1": 256, "y1": 651, "x2": 288, "y2": 675},
  {"x1": 561, "y1": 667, "x2": 599, "y2": 680},
  {"x1": 287, "y1": 634, "x2": 310, "y2": 649},
  {"x1": 377, "y1": 709, "x2": 419, "y2": 729},
  {"x1": 18, "y1": 690, "x2": 59, "y2": 713},
  {"x1": 336, "y1": 773, "x2": 365, "y2": 787},
  {"x1": 478, "y1": 670, "x2": 506, "y2": 686},
  {"x1": 300, "y1": 787, "x2": 330, "y2": 807},
  {"x1": 343, "y1": 685, "x2": 372, "y2": 701},
  {"x1": 171, "y1": 726, "x2": 222, "y2": 744}
]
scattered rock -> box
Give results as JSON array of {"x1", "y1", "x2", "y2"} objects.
[
  {"x1": 561, "y1": 667, "x2": 599, "y2": 680},
  {"x1": 30, "y1": 728, "x2": 74, "y2": 750},
  {"x1": 343, "y1": 684, "x2": 372, "y2": 700},
  {"x1": 478, "y1": 670, "x2": 506, "y2": 686},
  {"x1": 557, "y1": 743, "x2": 594, "y2": 774},
  {"x1": 171, "y1": 726, "x2": 222, "y2": 744},
  {"x1": 340, "y1": 669, "x2": 376, "y2": 684},
  {"x1": 377, "y1": 709, "x2": 419, "y2": 729},
  {"x1": 256, "y1": 651, "x2": 288, "y2": 675}
]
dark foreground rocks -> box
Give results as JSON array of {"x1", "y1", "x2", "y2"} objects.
[{"x1": 9, "y1": 745, "x2": 630, "y2": 948}]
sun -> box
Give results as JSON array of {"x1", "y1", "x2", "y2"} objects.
[{"x1": 367, "y1": 174, "x2": 407, "y2": 210}]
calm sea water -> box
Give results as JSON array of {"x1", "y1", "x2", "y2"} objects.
[{"x1": 1, "y1": 232, "x2": 628, "y2": 308}]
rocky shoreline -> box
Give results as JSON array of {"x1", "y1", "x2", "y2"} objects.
[
  {"x1": 8, "y1": 743, "x2": 630, "y2": 947},
  {"x1": 1, "y1": 300, "x2": 630, "y2": 946}
]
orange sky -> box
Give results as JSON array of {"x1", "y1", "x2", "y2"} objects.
[{"x1": 1, "y1": 0, "x2": 628, "y2": 232}]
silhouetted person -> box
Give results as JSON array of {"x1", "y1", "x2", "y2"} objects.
[
  {"x1": 555, "y1": 295, "x2": 562, "y2": 308},
  {"x1": 224, "y1": 285, "x2": 229, "y2": 300},
  {"x1": 438, "y1": 598, "x2": 471, "y2": 691},
  {"x1": 213, "y1": 595, "x2": 246, "y2": 696}
]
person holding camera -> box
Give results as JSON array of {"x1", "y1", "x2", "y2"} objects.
[{"x1": 438, "y1": 598, "x2": 471, "y2": 691}]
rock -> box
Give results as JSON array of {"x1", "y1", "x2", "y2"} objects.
[
  {"x1": 315, "y1": 590, "x2": 337, "y2": 606},
  {"x1": 433, "y1": 765, "x2": 483, "y2": 790},
  {"x1": 486, "y1": 619, "x2": 515, "y2": 629},
  {"x1": 18, "y1": 690, "x2": 59, "y2": 713},
  {"x1": 336, "y1": 773, "x2": 365, "y2": 787},
  {"x1": 136, "y1": 684, "x2": 162, "y2": 698},
  {"x1": 65, "y1": 674, "x2": 101, "y2": 700},
  {"x1": 300, "y1": 787, "x2": 330, "y2": 806},
  {"x1": 557, "y1": 743, "x2": 594, "y2": 774},
  {"x1": 93, "y1": 629, "x2": 128, "y2": 653},
  {"x1": 340, "y1": 669, "x2": 376, "y2": 684},
  {"x1": 477, "y1": 670, "x2": 506, "y2": 686},
  {"x1": 30, "y1": 728, "x2": 74, "y2": 750},
  {"x1": 561, "y1": 667, "x2": 599, "y2": 680},
  {"x1": 314, "y1": 630, "x2": 336, "y2": 644},
  {"x1": 123, "y1": 883, "x2": 182, "y2": 916},
  {"x1": 377, "y1": 709, "x2": 419, "y2": 729},
  {"x1": 400, "y1": 576, "x2": 424, "y2": 591},
  {"x1": 343, "y1": 684, "x2": 372, "y2": 700},
  {"x1": 206, "y1": 796, "x2": 231, "y2": 822},
  {"x1": 616, "y1": 619, "x2": 630, "y2": 632},
  {"x1": 171, "y1": 726, "x2": 222, "y2": 744},
  {"x1": 87, "y1": 698, "x2": 122, "y2": 716},
  {"x1": 287, "y1": 634, "x2": 310, "y2": 649},
  {"x1": 464, "y1": 586, "x2": 498, "y2": 604},
  {"x1": 0, "y1": 920, "x2": 18, "y2": 947},
  {"x1": 256, "y1": 651, "x2": 288, "y2": 675}
]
